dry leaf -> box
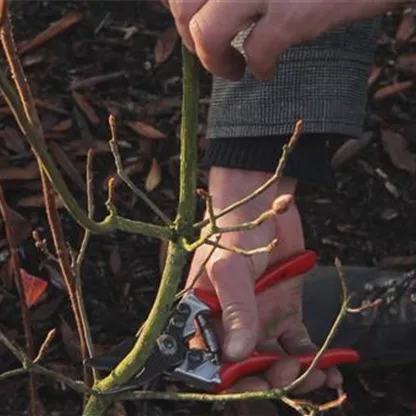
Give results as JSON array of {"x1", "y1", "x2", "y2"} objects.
[
  {"x1": 72, "y1": 91, "x2": 100, "y2": 125},
  {"x1": 19, "y1": 268, "x2": 48, "y2": 308},
  {"x1": 154, "y1": 26, "x2": 178, "y2": 65},
  {"x1": 145, "y1": 158, "x2": 162, "y2": 192},
  {"x1": 381, "y1": 129, "x2": 416, "y2": 175},
  {"x1": 396, "y1": 12, "x2": 415, "y2": 43},
  {"x1": 0, "y1": 161, "x2": 40, "y2": 181},
  {"x1": 373, "y1": 81, "x2": 413, "y2": 101},
  {"x1": 51, "y1": 118, "x2": 73, "y2": 133},
  {"x1": 17, "y1": 12, "x2": 84, "y2": 55},
  {"x1": 49, "y1": 141, "x2": 86, "y2": 191},
  {"x1": 60, "y1": 317, "x2": 82, "y2": 363},
  {"x1": 127, "y1": 120, "x2": 167, "y2": 139},
  {"x1": 331, "y1": 133, "x2": 374, "y2": 169}
]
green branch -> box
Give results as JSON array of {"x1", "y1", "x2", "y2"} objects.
[{"x1": 83, "y1": 45, "x2": 200, "y2": 416}]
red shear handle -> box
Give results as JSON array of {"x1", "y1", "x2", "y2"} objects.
[
  {"x1": 194, "y1": 250, "x2": 317, "y2": 315},
  {"x1": 214, "y1": 348, "x2": 360, "y2": 393}
]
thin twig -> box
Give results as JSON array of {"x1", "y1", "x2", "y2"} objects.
[
  {"x1": 0, "y1": 327, "x2": 90, "y2": 394},
  {"x1": 108, "y1": 114, "x2": 172, "y2": 225},
  {"x1": 203, "y1": 238, "x2": 279, "y2": 256},
  {"x1": 175, "y1": 234, "x2": 222, "y2": 300},
  {"x1": 74, "y1": 149, "x2": 99, "y2": 381},
  {"x1": 283, "y1": 256, "x2": 350, "y2": 393},
  {"x1": 32, "y1": 230, "x2": 59, "y2": 263},
  {"x1": 33, "y1": 328, "x2": 56, "y2": 363}
]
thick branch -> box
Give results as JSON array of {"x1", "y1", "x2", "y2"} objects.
[{"x1": 83, "y1": 45, "x2": 200, "y2": 416}]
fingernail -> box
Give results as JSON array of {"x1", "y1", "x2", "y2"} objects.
[{"x1": 225, "y1": 329, "x2": 255, "y2": 361}]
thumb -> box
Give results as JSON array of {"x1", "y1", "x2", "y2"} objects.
[{"x1": 206, "y1": 253, "x2": 259, "y2": 362}]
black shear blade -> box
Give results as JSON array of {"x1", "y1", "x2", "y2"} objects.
[{"x1": 84, "y1": 337, "x2": 136, "y2": 371}]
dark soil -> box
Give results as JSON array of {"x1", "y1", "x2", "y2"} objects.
[{"x1": 0, "y1": 2, "x2": 416, "y2": 415}]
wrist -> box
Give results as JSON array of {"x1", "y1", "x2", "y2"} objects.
[{"x1": 208, "y1": 167, "x2": 297, "y2": 210}]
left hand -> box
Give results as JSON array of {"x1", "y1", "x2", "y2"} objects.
[{"x1": 163, "y1": 0, "x2": 399, "y2": 82}]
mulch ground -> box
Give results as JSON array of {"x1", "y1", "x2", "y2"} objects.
[{"x1": 1, "y1": 1, "x2": 416, "y2": 415}]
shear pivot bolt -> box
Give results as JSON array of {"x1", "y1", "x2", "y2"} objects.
[{"x1": 157, "y1": 335, "x2": 177, "y2": 356}]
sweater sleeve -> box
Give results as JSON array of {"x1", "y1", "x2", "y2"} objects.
[{"x1": 202, "y1": 18, "x2": 381, "y2": 185}]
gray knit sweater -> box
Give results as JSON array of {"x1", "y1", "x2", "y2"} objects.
[{"x1": 203, "y1": 18, "x2": 382, "y2": 184}]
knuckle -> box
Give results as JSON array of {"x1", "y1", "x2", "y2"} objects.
[
  {"x1": 222, "y1": 301, "x2": 255, "y2": 330},
  {"x1": 189, "y1": 17, "x2": 216, "y2": 56},
  {"x1": 170, "y1": 0, "x2": 193, "y2": 24}
]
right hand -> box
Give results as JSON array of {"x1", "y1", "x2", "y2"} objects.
[{"x1": 186, "y1": 167, "x2": 342, "y2": 396}]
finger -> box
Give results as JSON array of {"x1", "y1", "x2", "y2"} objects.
[
  {"x1": 278, "y1": 325, "x2": 328, "y2": 395},
  {"x1": 243, "y1": 15, "x2": 291, "y2": 81},
  {"x1": 206, "y1": 253, "x2": 259, "y2": 361},
  {"x1": 265, "y1": 356, "x2": 301, "y2": 388},
  {"x1": 189, "y1": 1, "x2": 262, "y2": 80},
  {"x1": 168, "y1": 0, "x2": 207, "y2": 52},
  {"x1": 226, "y1": 377, "x2": 277, "y2": 416}
]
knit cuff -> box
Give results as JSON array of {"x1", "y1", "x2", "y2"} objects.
[{"x1": 201, "y1": 134, "x2": 333, "y2": 186}]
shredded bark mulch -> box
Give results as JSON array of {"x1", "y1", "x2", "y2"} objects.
[{"x1": 1, "y1": 2, "x2": 416, "y2": 415}]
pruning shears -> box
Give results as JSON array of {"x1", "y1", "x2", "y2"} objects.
[{"x1": 85, "y1": 250, "x2": 360, "y2": 393}]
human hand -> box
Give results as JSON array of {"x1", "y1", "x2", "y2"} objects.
[
  {"x1": 187, "y1": 167, "x2": 342, "y2": 395},
  {"x1": 164, "y1": 0, "x2": 401, "y2": 81}
]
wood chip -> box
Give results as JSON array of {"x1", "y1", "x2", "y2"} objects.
[
  {"x1": 373, "y1": 81, "x2": 413, "y2": 101},
  {"x1": 17, "y1": 12, "x2": 84, "y2": 55},
  {"x1": 49, "y1": 141, "x2": 86, "y2": 191},
  {"x1": 154, "y1": 26, "x2": 178, "y2": 65},
  {"x1": 72, "y1": 91, "x2": 100, "y2": 125},
  {"x1": 331, "y1": 132, "x2": 374, "y2": 169},
  {"x1": 127, "y1": 120, "x2": 167, "y2": 139},
  {"x1": 380, "y1": 129, "x2": 416, "y2": 175},
  {"x1": 145, "y1": 158, "x2": 162, "y2": 192}
]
